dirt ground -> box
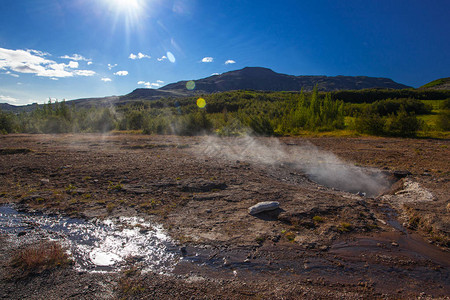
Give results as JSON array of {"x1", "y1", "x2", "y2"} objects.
[{"x1": 0, "y1": 133, "x2": 449, "y2": 299}]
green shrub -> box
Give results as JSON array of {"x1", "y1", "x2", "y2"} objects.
[
  {"x1": 385, "y1": 107, "x2": 422, "y2": 137},
  {"x1": 355, "y1": 112, "x2": 385, "y2": 135},
  {"x1": 436, "y1": 111, "x2": 450, "y2": 131}
]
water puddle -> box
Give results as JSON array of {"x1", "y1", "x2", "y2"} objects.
[{"x1": 0, "y1": 205, "x2": 177, "y2": 273}]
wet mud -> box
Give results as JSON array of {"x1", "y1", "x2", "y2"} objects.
[{"x1": 0, "y1": 134, "x2": 449, "y2": 299}]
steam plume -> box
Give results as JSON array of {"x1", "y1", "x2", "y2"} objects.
[{"x1": 196, "y1": 135, "x2": 389, "y2": 197}]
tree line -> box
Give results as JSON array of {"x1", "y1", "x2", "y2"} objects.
[{"x1": 1, "y1": 88, "x2": 449, "y2": 137}]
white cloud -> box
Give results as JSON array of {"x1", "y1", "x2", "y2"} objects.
[
  {"x1": 114, "y1": 70, "x2": 128, "y2": 76},
  {"x1": 108, "y1": 63, "x2": 118, "y2": 70},
  {"x1": 225, "y1": 60, "x2": 236, "y2": 65},
  {"x1": 0, "y1": 94, "x2": 19, "y2": 103},
  {"x1": 50, "y1": 77, "x2": 59, "y2": 81},
  {"x1": 87, "y1": 61, "x2": 93, "y2": 65},
  {"x1": 101, "y1": 77, "x2": 112, "y2": 82},
  {"x1": 0, "y1": 47, "x2": 95, "y2": 78},
  {"x1": 68, "y1": 61, "x2": 79, "y2": 68},
  {"x1": 202, "y1": 57, "x2": 214, "y2": 63},
  {"x1": 138, "y1": 52, "x2": 151, "y2": 59},
  {"x1": 138, "y1": 80, "x2": 162, "y2": 88},
  {"x1": 156, "y1": 80, "x2": 164, "y2": 84},
  {"x1": 157, "y1": 55, "x2": 167, "y2": 61},
  {"x1": 130, "y1": 52, "x2": 151, "y2": 60},
  {"x1": 60, "y1": 54, "x2": 89, "y2": 61}
]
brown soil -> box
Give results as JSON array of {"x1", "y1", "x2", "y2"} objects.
[{"x1": 0, "y1": 133, "x2": 449, "y2": 299}]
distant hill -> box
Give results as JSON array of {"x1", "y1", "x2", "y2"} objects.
[
  {"x1": 1, "y1": 67, "x2": 413, "y2": 111},
  {"x1": 159, "y1": 67, "x2": 411, "y2": 94},
  {"x1": 0, "y1": 102, "x2": 39, "y2": 113},
  {"x1": 419, "y1": 77, "x2": 450, "y2": 90}
]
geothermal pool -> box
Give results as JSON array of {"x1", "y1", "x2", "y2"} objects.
[{"x1": 0, "y1": 205, "x2": 177, "y2": 272}]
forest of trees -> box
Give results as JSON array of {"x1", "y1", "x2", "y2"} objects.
[{"x1": 1, "y1": 88, "x2": 449, "y2": 137}]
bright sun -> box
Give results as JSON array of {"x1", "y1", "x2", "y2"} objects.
[
  {"x1": 107, "y1": 0, "x2": 147, "y2": 20},
  {"x1": 112, "y1": 0, "x2": 141, "y2": 11},
  {"x1": 106, "y1": 0, "x2": 148, "y2": 27}
]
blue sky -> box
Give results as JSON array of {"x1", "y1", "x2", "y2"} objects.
[{"x1": 1, "y1": 0, "x2": 449, "y2": 105}]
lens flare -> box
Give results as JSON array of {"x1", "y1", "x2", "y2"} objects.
[
  {"x1": 167, "y1": 51, "x2": 176, "y2": 63},
  {"x1": 197, "y1": 98, "x2": 206, "y2": 108},
  {"x1": 186, "y1": 80, "x2": 195, "y2": 90}
]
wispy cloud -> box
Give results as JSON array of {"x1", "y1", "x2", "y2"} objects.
[
  {"x1": 2, "y1": 71, "x2": 20, "y2": 78},
  {"x1": 114, "y1": 70, "x2": 128, "y2": 76},
  {"x1": 225, "y1": 59, "x2": 236, "y2": 65},
  {"x1": 0, "y1": 94, "x2": 19, "y2": 103},
  {"x1": 157, "y1": 55, "x2": 167, "y2": 61},
  {"x1": 74, "y1": 70, "x2": 96, "y2": 76},
  {"x1": 156, "y1": 80, "x2": 164, "y2": 84},
  {"x1": 202, "y1": 57, "x2": 214, "y2": 63},
  {"x1": 101, "y1": 77, "x2": 112, "y2": 82},
  {"x1": 129, "y1": 52, "x2": 151, "y2": 60},
  {"x1": 60, "y1": 53, "x2": 90, "y2": 61},
  {"x1": 87, "y1": 61, "x2": 93, "y2": 65},
  {"x1": 108, "y1": 63, "x2": 118, "y2": 70},
  {"x1": 0, "y1": 47, "x2": 96, "y2": 78}
]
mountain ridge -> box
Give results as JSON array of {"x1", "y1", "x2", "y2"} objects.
[
  {"x1": 157, "y1": 67, "x2": 411, "y2": 94},
  {"x1": 1, "y1": 67, "x2": 418, "y2": 111}
]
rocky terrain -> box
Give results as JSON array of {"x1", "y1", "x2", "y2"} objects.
[{"x1": 0, "y1": 134, "x2": 449, "y2": 299}]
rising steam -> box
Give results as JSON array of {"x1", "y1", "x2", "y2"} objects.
[{"x1": 195, "y1": 135, "x2": 390, "y2": 197}]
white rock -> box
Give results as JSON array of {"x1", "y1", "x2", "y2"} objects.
[{"x1": 248, "y1": 201, "x2": 280, "y2": 215}]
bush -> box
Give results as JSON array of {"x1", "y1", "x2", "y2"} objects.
[
  {"x1": 179, "y1": 111, "x2": 213, "y2": 135},
  {"x1": 385, "y1": 107, "x2": 422, "y2": 137},
  {"x1": 10, "y1": 241, "x2": 71, "y2": 277},
  {"x1": 355, "y1": 112, "x2": 385, "y2": 135},
  {"x1": 0, "y1": 110, "x2": 16, "y2": 133},
  {"x1": 436, "y1": 111, "x2": 450, "y2": 131},
  {"x1": 371, "y1": 98, "x2": 431, "y2": 116}
]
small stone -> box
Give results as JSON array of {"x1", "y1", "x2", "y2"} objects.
[
  {"x1": 318, "y1": 245, "x2": 329, "y2": 251},
  {"x1": 248, "y1": 201, "x2": 280, "y2": 215},
  {"x1": 391, "y1": 242, "x2": 399, "y2": 247}
]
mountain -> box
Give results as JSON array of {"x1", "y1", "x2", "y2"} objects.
[
  {"x1": 419, "y1": 77, "x2": 450, "y2": 90},
  {"x1": 1, "y1": 67, "x2": 412, "y2": 111},
  {"x1": 158, "y1": 67, "x2": 411, "y2": 93},
  {"x1": 0, "y1": 102, "x2": 39, "y2": 113}
]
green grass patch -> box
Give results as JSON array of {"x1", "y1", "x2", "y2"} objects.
[{"x1": 421, "y1": 100, "x2": 446, "y2": 110}]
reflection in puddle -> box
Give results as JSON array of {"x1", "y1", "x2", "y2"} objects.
[{"x1": 0, "y1": 205, "x2": 177, "y2": 272}]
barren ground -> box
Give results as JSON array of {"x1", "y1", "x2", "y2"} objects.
[{"x1": 0, "y1": 133, "x2": 449, "y2": 299}]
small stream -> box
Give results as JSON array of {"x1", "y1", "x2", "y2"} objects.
[{"x1": 0, "y1": 205, "x2": 178, "y2": 273}]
